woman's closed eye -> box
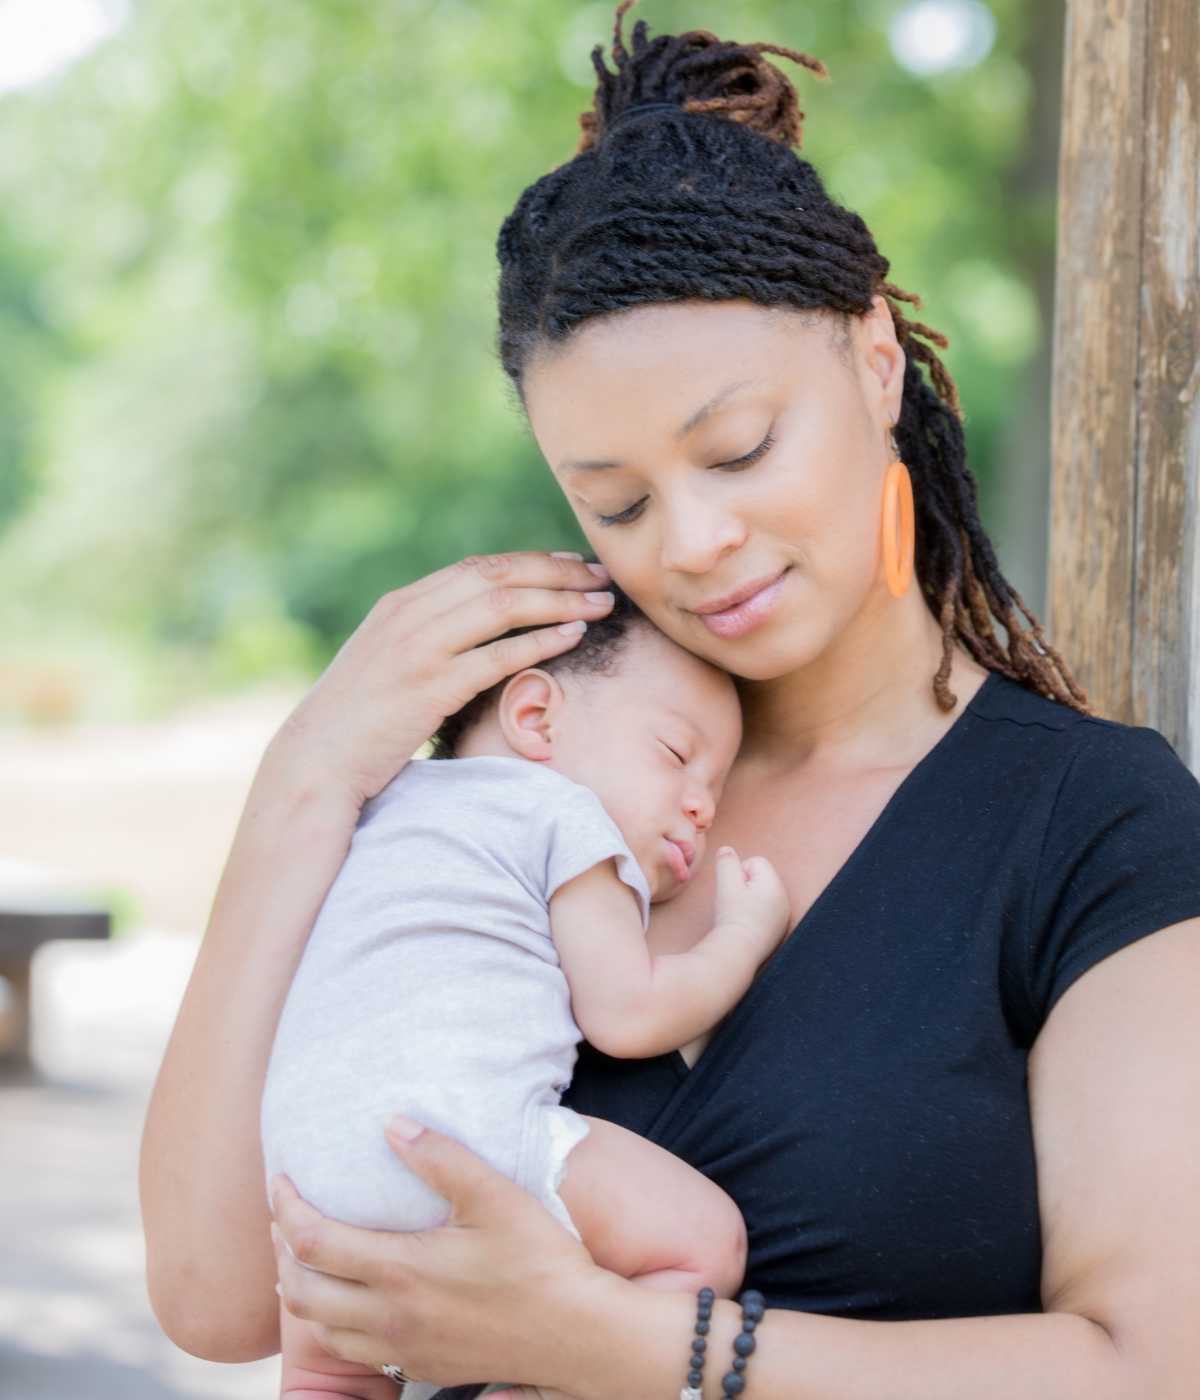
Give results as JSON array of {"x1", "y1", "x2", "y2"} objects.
[
  {"x1": 593, "y1": 430, "x2": 777, "y2": 527},
  {"x1": 659, "y1": 741, "x2": 686, "y2": 765}
]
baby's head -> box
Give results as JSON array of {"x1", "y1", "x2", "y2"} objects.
[{"x1": 430, "y1": 584, "x2": 742, "y2": 901}]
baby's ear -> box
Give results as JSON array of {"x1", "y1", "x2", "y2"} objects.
[{"x1": 497, "y1": 668, "x2": 564, "y2": 761}]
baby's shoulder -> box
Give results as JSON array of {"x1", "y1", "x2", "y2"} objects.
[{"x1": 371, "y1": 754, "x2": 591, "y2": 822}]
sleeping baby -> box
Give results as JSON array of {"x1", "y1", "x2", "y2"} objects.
[{"x1": 260, "y1": 582, "x2": 792, "y2": 1399}]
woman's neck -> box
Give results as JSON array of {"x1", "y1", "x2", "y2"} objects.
[{"x1": 735, "y1": 587, "x2": 985, "y2": 774}]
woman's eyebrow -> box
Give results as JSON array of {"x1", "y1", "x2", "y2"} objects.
[{"x1": 558, "y1": 376, "x2": 766, "y2": 474}]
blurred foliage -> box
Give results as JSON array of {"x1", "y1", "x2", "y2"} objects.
[{"x1": 0, "y1": 0, "x2": 1056, "y2": 720}]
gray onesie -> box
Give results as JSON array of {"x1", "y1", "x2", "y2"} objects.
[{"x1": 260, "y1": 754, "x2": 651, "y2": 1254}]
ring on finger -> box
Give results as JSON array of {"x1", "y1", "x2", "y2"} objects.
[{"x1": 379, "y1": 1362, "x2": 415, "y2": 1384}]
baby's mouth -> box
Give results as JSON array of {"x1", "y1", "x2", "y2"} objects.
[{"x1": 663, "y1": 837, "x2": 693, "y2": 884}]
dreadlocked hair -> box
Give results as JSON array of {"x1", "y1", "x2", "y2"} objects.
[
  {"x1": 495, "y1": 0, "x2": 1091, "y2": 716},
  {"x1": 429, "y1": 578, "x2": 648, "y2": 759}
]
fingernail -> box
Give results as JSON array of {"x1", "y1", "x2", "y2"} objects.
[
  {"x1": 275, "y1": 1281, "x2": 283, "y2": 1297},
  {"x1": 584, "y1": 591, "x2": 613, "y2": 605},
  {"x1": 557, "y1": 620, "x2": 587, "y2": 636},
  {"x1": 387, "y1": 1114, "x2": 426, "y2": 1142},
  {"x1": 551, "y1": 551, "x2": 583, "y2": 560},
  {"x1": 586, "y1": 562, "x2": 610, "y2": 579}
]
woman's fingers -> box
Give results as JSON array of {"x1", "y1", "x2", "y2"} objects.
[
  {"x1": 382, "y1": 552, "x2": 609, "y2": 643},
  {"x1": 433, "y1": 581, "x2": 615, "y2": 661},
  {"x1": 381, "y1": 1118, "x2": 534, "y2": 1228},
  {"x1": 415, "y1": 555, "x2": 614, "y2": 660},
  {"x1": 270, "y1": 550, "x2": 615, "y2": 803},
  {"x1": 270, "y1": 1120, "x2": 555, "y2": 1302},
  {"x1": 345, "y1": 552, "x2": 608, "y2": 679},
  {"x1": 269, "y1": 1126, "x2": 594, "y2": 1389},
  {"x1": 351, "y1": 551, "x2": 614, "y2": 713},
  {"x1": 447, "y1": 619, "x2": 588, "y2": 701},
  {"x1": 271, "y1": 1177, "x2": 400, "y2": 1291},
  {"x1": 273, "y1": 1244, "x2": 367, "y2": 1333}
]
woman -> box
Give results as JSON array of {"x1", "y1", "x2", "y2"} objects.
[{"x1": 140, "y1": 5, "x2": 1200, "y2": 1397}]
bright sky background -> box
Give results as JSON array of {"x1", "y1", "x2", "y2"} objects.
[
  {"x1": 0, "y1": 0, "x2": 999, "y2": 99},
  {"x1": 890, "y1": 0, "x2": 997, "y2": 76},
  {"x1": 0, "y1": 0, "x2": 128, "y2": 95}
]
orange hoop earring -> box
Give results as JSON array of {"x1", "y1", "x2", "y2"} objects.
[{"x1": 881, "y1": 458, "x2": 915, "y2": 598}]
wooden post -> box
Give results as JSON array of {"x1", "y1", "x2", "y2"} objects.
[{"x1": 1048, "y1": 0, "x2": 1199, "y2": 772}]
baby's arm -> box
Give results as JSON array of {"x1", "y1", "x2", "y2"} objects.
[{"x1": 549, "y1": 847, "x2": 790, "y2": 1059}]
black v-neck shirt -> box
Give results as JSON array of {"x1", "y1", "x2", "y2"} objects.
[{"x1": 560, "y1": 669, "x2": 1200, "y2": 1321}]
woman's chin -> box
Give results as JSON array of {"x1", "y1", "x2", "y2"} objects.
[{"x1": 699, "y1": 631, "x2": 818, "y2": 683}]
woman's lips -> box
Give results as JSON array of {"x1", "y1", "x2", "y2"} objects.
[
  {"x1": 695, "y1": 568, "x2": 790, "y2": 639},
  {"x1": 663, "y1": 839, "x2": 692, "y2": 883}
]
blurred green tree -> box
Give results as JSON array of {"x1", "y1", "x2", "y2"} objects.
[{"x1": 0, "y1": 0, "x2": 1058, "y2": 717}]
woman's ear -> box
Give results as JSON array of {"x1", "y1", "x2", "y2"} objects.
[
  {"x1": 497, "y1": 669, "x2": 565, "y2": 761},
  {"x1": 860, "y1": 294, "x2": 906, "y2": 432}
]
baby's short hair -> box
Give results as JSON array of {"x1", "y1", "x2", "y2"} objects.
[{"x1": 428, "y1": 573, "x2": 647, "y2": 759}]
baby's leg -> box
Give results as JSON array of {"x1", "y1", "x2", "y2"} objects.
[
  {"x1": 558, "y1": 1115, "x2": 747, "y2": 1299},
  {"x1": 278, "y1": 1294, "x2": 399, "y2": 1400}
]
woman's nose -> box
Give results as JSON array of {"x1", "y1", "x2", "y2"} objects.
[{"x1": 659, "y1": 489, "x2": 746, "y2": 574}]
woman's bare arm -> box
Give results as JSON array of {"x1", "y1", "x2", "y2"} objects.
[{"x1": 139, "y1": 744, "x2": 359, "y2": 1360}]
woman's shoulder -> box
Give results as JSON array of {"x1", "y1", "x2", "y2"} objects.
[
  {"x1": 969, "y1": 668, "x2": 1195, "y2": 787},
  {"x1": 976, "y1": 672, "x2": 1200, "y2": 1043}
]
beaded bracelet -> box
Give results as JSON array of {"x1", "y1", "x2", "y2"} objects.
[
  {"x1": 679, "y1": 1285, "x2": 714, "y2": 1399},
  {"x1": 719, "y1": 1289, "x2": 763, "y2": 1397},
  {"x1": 681, "y1": 1287, "x2": 764, "y2": 1399}
]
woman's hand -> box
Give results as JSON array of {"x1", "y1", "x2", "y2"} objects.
[
  {"x1": 269, "y1": 1118, "x2": 603, "y2": 1395},
  {"x1": 265, "y1": 551, "x2": 614, "y2": 810}
]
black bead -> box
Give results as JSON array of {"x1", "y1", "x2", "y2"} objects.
[
  {"x1": 695, "y1": 1320, "x2": 710, "y2": 1335},
  {"x1": 739, "y1": 1289, "x2": 765, "y2": 1308},
  {"x1": 741, "y1": 1318, "x2": 757, "y2": 1332},
  {"x1": 732, "y1": 1357, "x2": 747, "y2": 1371},
  {"x1": 697, "y1": 1304, "x2": 713, "y2": 1320},
  {"x1": 691, "y1": 1337, "x2": 707, "y2": 1354},
  {"x1": 721, "y1": 1373, "x2": 745, "y2": 1395},
  {"x1": 742, "y1": 1302, "x2": 764, "y2": 1322},
  {"x1": 690, "y1": 1353, "x2": 705, "y2": 1369},
  {"x1": 734, "y1": 1333, "x2": 756, "y2": 1357},
  {"x1": 698, "y1": 1287, "x2": 715, "y2": 1302},
  {"x1": 688, "y1": 1371, "x2": 703, "y2": 1387}
]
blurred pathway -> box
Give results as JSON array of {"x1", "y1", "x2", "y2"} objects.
[
  {"x1": 0, "y1": 933, "x2": 281, "y2": 1397},
  {"x1": 0, "y1": 687, "x2": 305, "y2": 1397}
]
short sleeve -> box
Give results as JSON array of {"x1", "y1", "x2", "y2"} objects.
[
  {"x1": 1020, "y1": 722, "x2": 1200, "y2": 1037},
  {"x1": 542, "y1": 782, "x2": 652, "y2": 930}
]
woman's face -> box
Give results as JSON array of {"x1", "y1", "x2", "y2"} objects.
[{"x1": 522, "y1": 296, "x2": 906, "y2": 681}]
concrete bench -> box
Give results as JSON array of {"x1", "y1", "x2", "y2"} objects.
[{"x1": 0, "y1": 891, "x2": 111, "y2": 1066}]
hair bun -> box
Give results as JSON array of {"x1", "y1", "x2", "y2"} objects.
[{"x1": 577, "y1": 0, "x2": 829, "y2": 155}]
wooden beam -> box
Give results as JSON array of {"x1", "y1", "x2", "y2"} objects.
[{"x1": 1049, "y1": 0, "x2": 1199, "y2": 771}]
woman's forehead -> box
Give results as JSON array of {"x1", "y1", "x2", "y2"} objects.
[
  {"x1": 530, "y1": 300, "x2": 829, "y2": 388},
  {"x1": 525, "y1": 301, "x2": 843, "y2": 456}
]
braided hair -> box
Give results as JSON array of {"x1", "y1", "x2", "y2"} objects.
[{"x1": 495, "y1": 0, "x2": 1090, "y2": 715}]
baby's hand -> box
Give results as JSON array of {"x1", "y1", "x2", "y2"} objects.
[{"x1": 713, "y1": 846, "x2": 792, "y2": 958}]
